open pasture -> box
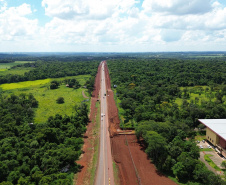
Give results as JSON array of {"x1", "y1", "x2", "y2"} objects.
[
  {"x1": 1, "y1": 75, "x2": 90, "y2": 123},
  {"x1": 0, "y1": 61, "x2": 35, "y2": 75},
  {"x1": 0, "y1": 63, "x2": 19, "y2": 69},
  {"x1": 0, "y1": 79, "x2": 51, "y2": 90}
]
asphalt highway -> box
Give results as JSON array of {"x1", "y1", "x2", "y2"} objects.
[{"x1": 95, "y1": 61, "x2": 115, "y2": 185}]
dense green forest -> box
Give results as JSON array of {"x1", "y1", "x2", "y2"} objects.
[
  {"x1": 0, "y1": 93, "x2": 88, "y2": 184},
  {"x1": 107, "y1": 58, "x2": 226, "y2": 185}
]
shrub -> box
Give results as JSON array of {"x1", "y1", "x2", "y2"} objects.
[{"x1": 56, "y1": 97, "x2": 64, "y2": 104}]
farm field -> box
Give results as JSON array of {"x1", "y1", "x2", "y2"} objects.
[
  {"x1": 0, "y1": 61, "x2": 34, "y2": 69},
  {"x1": 0, "y1": 61, "x2": 35, "y2": 75},
  {"x1": 0, "y1": 67, "x2": 31, "y2": 76},
  {"x1": 0, "y1": 75, "x2": 90, "y2": 123}
]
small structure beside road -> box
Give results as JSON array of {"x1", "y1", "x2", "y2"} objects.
[{"x1": 198, "y1": 119, "x2": 226, "y2": 158}]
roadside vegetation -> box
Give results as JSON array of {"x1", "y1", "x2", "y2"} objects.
[
  {"x1": 89, "y1": 102, "x2": 101, "y2": 184},
  {"x1": 0, "y1": 57, "x2": 99, "y2": 184},
  {"x1": 107, "y1": 58, "x2": 226, "y2": 185}
]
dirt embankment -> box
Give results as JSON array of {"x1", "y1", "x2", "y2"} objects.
[
  {"x1": 104, "y1": 61, "x2": 177, "y2": 185},
  {"x1": 75, "y1": 64, "x2": 101, "y2": 185},
  {"x1": 104, "y1": 62, "x2": 120, "y2": 136}
]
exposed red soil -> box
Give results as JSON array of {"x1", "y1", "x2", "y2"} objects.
[
  {"x1": 104, "y1": 61, "x2": 177, "y2": 185},
  {"x1": 104, "y1": 61, "x2": 120, "y2": 136},
  {"x1": 75, "y1": 64, "x2": 101, "y2": 185}
]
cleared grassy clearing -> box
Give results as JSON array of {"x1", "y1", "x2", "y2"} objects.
[
  {"x1": 1, "y1": 75, "x2": 91, "y2": 123},
  {"x1": 0, "y1": 69, "x2": 7, "y2": 71},
  {"x1": 0, "y1": 75, "x2": 90, "y2": 90},
  {"x1": 34, "y1": 86, "x2": 87, "y2": 123},
  {"x1": 0, "y1": 67, "x2": 31, "y2": 76},
  {"x1": 15, "y1": 61, "x2": 35, "y2": 63},
  {"x1": 0, "y1": 61, "x2": 35, "y2": 75},
  {"x1": 204, "y1": 154, "x2": 222, "y2": 171},
  {"x1": 0, "y1": 79, "x2": 51, "y2": 90},
  {"x1": 0, "y1": 63, "x2": 19, "y2": 69},
  {"x1": 0, "y1": 61, "x2": 34, "y2": 69}
]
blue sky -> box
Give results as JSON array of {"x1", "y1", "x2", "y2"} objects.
[
  {"x1": 1, "y1": 0, "x2": 226, "y2": 52},
  {"x1": 6, "y1": 0, "x2": 50, "y2": 26}
]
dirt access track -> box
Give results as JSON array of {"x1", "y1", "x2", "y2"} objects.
[{"x1": 104, "y1": 61, "x2": 177, "y2": 185}]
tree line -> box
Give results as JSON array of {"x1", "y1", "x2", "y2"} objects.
[{"x1": 0, "y1": 60, "x2": 99, "y2": 84}]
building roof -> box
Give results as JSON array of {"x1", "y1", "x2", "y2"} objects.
[{"x1": 198, "y1": 119, "x2": 226, "y2": 141}]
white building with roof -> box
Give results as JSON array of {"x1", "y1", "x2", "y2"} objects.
[{"x1": 198, "y1": 119, "x2": 226, "y2": 157}]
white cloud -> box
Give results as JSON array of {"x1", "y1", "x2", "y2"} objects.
[
  {"x1": 0, "y1": 2, "x2": 40, "y2": 52},
  {"x1": 42, "y1": 0, "x2": 138, "y2": 20},
  {"x1": 142, "y1": 0, "x2": 212, "y2": 15},
  {"x1": 0, "y1": 0, "x2": 226, "y2": 51},
  {"x1": 0, "y1": 3, "x2": 38, "y2": 41}
]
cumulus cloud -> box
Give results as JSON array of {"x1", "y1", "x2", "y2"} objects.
[
  {"x1": 38, "y1": 0, "x2": 226, "y2": 49},
  {"x1": 0, "y1": 3, "x2": 38, "y2": 42},
  {"x1": 42, "y1": 0, "x2": 138, "y2": 20},
  {"x1": 141, "y1": 0, "x2": 226, "y2": 32},
  {"x1": 1, "y1": 0, "x2": 226, "y2": 51},
  {"x1": 142, "y1": 0, "x2": 212, "y2": 15}
]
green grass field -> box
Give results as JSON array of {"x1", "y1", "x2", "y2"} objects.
[
  {"x1": 0, "y1": 79, "x2": 51, "y2": 90},
  {"x1": 0, "y1": 61, "x2": 34, "y2": 69},
  {"x1": 0, "y1": 61, "x2": 35, "y2": 75},
  {"x1": 14, "y1": 61, "x2": 35, "y2": 64},
  {"x1": 0, "y1": 67, "x2": 31, "y2": 76},
  {"x1": 1, "y1": 75, "x2": 91, "y2": 123},
  {"x1": 0, "y1": 63, "x2": 19, "y2": 69}
]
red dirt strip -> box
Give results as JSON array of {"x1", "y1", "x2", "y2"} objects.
[{"x1": 75, "y1": 64, "x2": 101, "y2": 185}]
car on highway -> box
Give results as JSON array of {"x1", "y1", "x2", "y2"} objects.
[{"x1": 200, "y1": 145, "x2": 203, "y2": 149}]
